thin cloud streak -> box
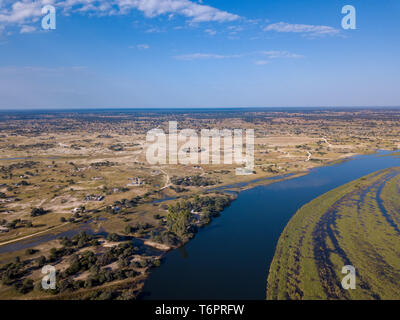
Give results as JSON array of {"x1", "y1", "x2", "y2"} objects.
[
  {"x1": 174, "y1": 50, "x2": 304, "y2": 62},
  {"x1": 264, "y1": 22, "x2": 340, "y2": 36},
  {"x1": 261, "y1": 50, "x2": 304, "y2": 59},
  {"x1": 173, "y1": 53, "x2": 242, "y2": 60}
]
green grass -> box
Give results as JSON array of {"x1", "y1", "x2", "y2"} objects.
[{"x1": 267, "y1": 167, "x2": 400, "y2": 300}]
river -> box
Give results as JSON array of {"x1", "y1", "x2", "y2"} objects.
[{"x1": 141, "y1": 150, "x2": 400, "y2": 300}]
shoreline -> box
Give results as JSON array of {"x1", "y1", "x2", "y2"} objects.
[
  {"x1": 0, "y1": 149, "x2": 393, "y2": 299},
  {"x1": 139, "y1": 149, "x2": 398, "y2": 299}
]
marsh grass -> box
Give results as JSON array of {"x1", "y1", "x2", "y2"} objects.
[{"x1": 267, "y1": 168, "x2": 400, "y2": 300}]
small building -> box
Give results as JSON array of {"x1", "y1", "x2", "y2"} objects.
[
  {"x1": 127, "y1": 177, "x2": 144, "y2": 187},
  {"x1": 236, "y1": 167, "x2": 254, "y2": 175},
  {"x1": 112, "y1": 206, "x2": 121, "y2": 213},
  {"x1": 84, "y1": 195, "x2": 105, "y2": 202},
  {"x1": 0, "y1": 226, "x2": 9, "y2": 233}
]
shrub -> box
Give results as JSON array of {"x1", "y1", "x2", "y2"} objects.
[
  {"x1": 25, "y1": 248, "x2": 37, "y2": 255},
  {"x1": 107, "y1": 233, "x2": 121, "y2": 242},
  {"x1": 30, "y1": 207, "x2": 48, "y2": 217}
]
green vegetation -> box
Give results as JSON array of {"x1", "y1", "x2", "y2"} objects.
[
  {"x1": 0, "y1": 231, "x2": 151, "y2": 299},
  {"x1": 267, "y1": 167, "x2": 400, "y2": 300},
  {"x1": 171, "y1": 175, "x2": 216, "y2": 187},
  {"x1": 165, "y1": 195, "x2": 232, "y2": 240},
  {"x1": 3, "y1": 109, "x2": 399, "y2": 300},
  {"x1": 30, "y1": 207, "x2": 49, "y2": 217}
]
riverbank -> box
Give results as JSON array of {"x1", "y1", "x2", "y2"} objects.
[
  {"x1": 141, "y1": 150, "x2": 400, "y2": 299},
  {"x1": 267, "y1": 167, "x2": 400, "y2": 300},
  {"x1": 0, "y1": 150, "x2": 395, "y2": 300}
]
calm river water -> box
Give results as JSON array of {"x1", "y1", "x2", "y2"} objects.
[{"x1": 142, "y1": 150, "x2": 400, "y2": 300}]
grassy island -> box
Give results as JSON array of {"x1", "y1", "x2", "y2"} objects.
[{"x1": 267, "y1": 167, "x2": 400, "y2": 300}]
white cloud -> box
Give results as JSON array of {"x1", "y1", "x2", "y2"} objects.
[
  {"x1": 264, "y1": 22, "x2": 339, "y2": 36},
  {"x1": 0, "y1": 0, "x2": 240, "y2": 33},
  {"x1": 261, "y1": 50, "x2": 304, "y2": 59},
  {"x1": 174, "y1": 50, "x2": 303, "y2": 62},
  {"x1": 116, "y1": 0, "x2": 240, "y2": 23},
  {"x1": 254, "y1": 60, "x2": 269, "y2": 65},
  {"x1": 0, "y1": 1, "x2": 43, "y2": 24},
  {"x1": 134, "y1": 43, "x2": 149, "y2": 49},
  {"x1": 174, "y1": 53, "x2": 241, "y2": 60},
  {"x1": 204, "y1": 28, "x2": 216, "y2": 36},
  {"x1": 227, "y1": 25, "x2": 243, "y2": 32},
  {"x1": 145, "y1": 27, "x2": 163, "y2": 33},
  {"x1": 20, "y1": 25, "x2": 36, "y2": 33}
]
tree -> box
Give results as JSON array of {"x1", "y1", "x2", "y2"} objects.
[
  {"x1": 97, "y1": 291, "x2": 113, "y2": 300},
  {"x1": 124, "y1": 225, "x2": 133, "y2": 234},
  {"x1": 30, "y1": 207, "x2": 47, "y2": 217},
  {"x1": 107, "y1": 233, "x2": 121, "y2": 242},
  {"x1": 166, "y1": 204, "x2": 191, "y2": 239},
  {"x1": 25, "y1": 248, "x2": 37, "y2": 255},
  {"x1": 37, "y1": 256, "x2": 46, "y2": 267},
  {"x1": 16, "y1": 279, "x2": 34, "y2": 294},
  {"x1": 153, "y1": 259, "x2": 161, "y2": 267},
  {"x1": 118, "y1": 257, "x2": 129, "y2": 268}
]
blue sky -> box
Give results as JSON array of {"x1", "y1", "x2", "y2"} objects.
[{"x1": 0, "y1": 0, "x2": 399, "y2": 109}]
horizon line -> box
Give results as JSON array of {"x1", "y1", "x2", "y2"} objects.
[{"x1": 1, "y1": 106, "x2": 400, "y2": 112}]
